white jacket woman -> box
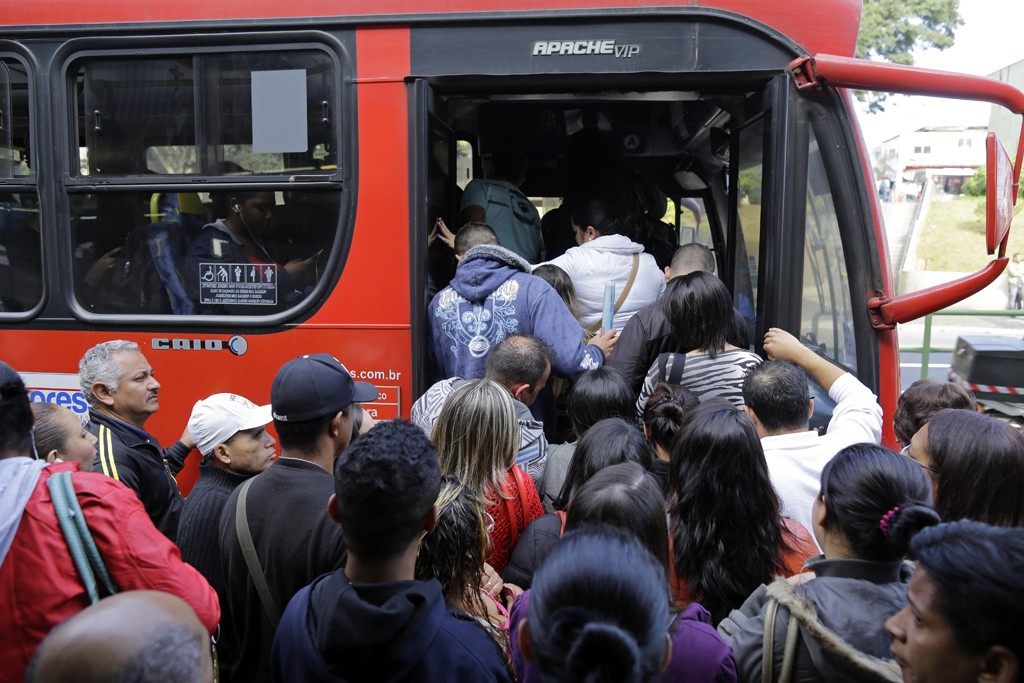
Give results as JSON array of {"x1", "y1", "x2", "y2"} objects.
[{"x1": 536, "y1": 192, "x2": 665, "y2": 330}]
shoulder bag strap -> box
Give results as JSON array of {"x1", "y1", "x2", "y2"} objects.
[
  {"x1": 585, "y1": 252, "x2": 641, "y2": 334},
  {"x1": 761, "y1": 597, "x2": 779, "y2": 683},
  {"x1": 48, "y1": 471, "x2": 118, "y2": 604},
  {"x1": 778, "y1": 608, "x2": 800, "y2": 683},
  {"x1": 760, "y1": 596, "x2": 800, "y2": 683},
  {"x1": 235, "y1": 477, "x2": 281, "y2": 627}
]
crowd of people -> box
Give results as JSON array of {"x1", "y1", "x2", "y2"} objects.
[{"x1": 2, "y1": 190, "x2": 1024, "y2": 683}]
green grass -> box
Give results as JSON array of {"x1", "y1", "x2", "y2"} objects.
[{"x1": 916, "y1": 195, "x2": 989, "y2": 272}]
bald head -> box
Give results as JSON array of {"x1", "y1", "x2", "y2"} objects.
[
  {"x1": 669, "y1": 243, "x2": 716, "y2": 279},
  {"x1": 28, "y1": 591, "x2": 212, "y2": 683}
]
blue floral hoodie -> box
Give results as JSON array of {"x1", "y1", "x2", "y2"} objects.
[{"x1": 427, "y1": 244, "x2": 603, "y2": 382}]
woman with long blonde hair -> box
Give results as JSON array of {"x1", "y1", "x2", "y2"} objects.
[{"x1": 432, "y1": 379, "x2": 545, "y2": 573}]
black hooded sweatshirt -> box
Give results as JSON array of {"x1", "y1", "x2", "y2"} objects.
[{"x1": 271, "y1": 570, "x2": 512, "y2": 683}]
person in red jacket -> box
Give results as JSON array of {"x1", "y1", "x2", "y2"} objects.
[{"x1": 0, "y1": 361, "x2": 219, "y2": 683}]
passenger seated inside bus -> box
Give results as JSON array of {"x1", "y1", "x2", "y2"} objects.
[{"x1": 184, "y1": 190, "x2": 319, "y2": 314}]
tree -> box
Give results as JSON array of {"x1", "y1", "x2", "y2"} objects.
[{"x1": 856, "y1": 0, "x2": 963, "y2": 112}]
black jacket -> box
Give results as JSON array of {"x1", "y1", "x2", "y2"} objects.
[
  {"x1": 720, "y1": 556, "x2": 907, "y2": 683},
  {"x1": 89, "y1": 409, "x2": 191, "y2": 543},
  {"x1": 219, "y1": 458, "x2": 347, "y2": 683},
  {"x1": 501, "y1": 512, "x2": 563, "y2": 589}
]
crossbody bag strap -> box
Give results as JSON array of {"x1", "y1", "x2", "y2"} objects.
[
  {"x1": 585, "y1": 252, "x2": 641, "y2": 333},
  {"x1": 49, "y1": 471, "x2": 118, "y2": 604},
  {"x1": 235, "y1": 477, "x2": 281, "y2": 627}
]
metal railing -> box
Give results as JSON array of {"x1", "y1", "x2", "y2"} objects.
[{"x1": 901, "y1": 309, "x2": 1024, "y2": 379}]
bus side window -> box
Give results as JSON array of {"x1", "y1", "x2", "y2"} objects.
[
  {"x1": 802, "y1": 130, "x2": 856, "y2": 370},
  {"x1": 0, "y1": 58, "x2": 39, "y2": 314},
  {"x1": 67, "y1": 47, "x2": 346, "y2": 318}
]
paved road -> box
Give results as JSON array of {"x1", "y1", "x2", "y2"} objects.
[{"x1": 899, "y1": 351, "x2": 953, "y2": 390}]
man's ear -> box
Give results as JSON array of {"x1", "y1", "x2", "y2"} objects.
[
  {"x1": 664, "y1": 266, "x2": 672, "y2": 283},
  {"x1": 91, "y1": 382, "x2": 116, "y2": 408},
  {"x1": 743, "y1": 405, "x2": 759, "y2": 427},
  {"x1": 329, "y1": 411, "x2": 343, "y2": 439},
  {"x1": 807, "y1": 397, "x2": 815, "y2": 422},
  {"x1": 327, "y1": 493, "x2": 341, "y2": 524},
  {"x1": 213, "y1": 443, "x2": 232, "y2": 466},
  {"x1": 978, "y1": 645, "x2": 1018, "y2": 683},
  {"x1": 510, "y1": 382, "x2": 530, "y2": 402},
  {"x1": 518, "y1": 619, "x2": 535, "y2": 663}
]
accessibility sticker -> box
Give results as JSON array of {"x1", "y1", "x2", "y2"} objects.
[{"x1": 199, "y1": 262, "x2": 277, "y2": 306}]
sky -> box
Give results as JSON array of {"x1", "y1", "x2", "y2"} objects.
[{"x1": 855, "y1": 0, "x2": 1024, "y2": 148}]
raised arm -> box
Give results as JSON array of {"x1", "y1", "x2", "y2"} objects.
[{"x1": 762, "y1": 328, "x2": 844, "y2": 393}]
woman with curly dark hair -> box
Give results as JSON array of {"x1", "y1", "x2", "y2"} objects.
[{"x1": 416, "y1": 477, "x2": 521, "y2": 662}]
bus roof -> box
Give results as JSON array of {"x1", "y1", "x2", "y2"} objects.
[{"x1": 11, "y1": 0, "x2": 862, "y2": 57}]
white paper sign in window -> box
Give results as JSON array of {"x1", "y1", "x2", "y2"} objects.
[{"x1": 251, "y1": 70, "x2": 308, "y2": 153}]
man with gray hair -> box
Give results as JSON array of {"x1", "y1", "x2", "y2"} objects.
[
  {"x1": 412, "y1": 334, "x2": 552, "y2": 479},
  {"x1": 80, "y1": 340, "x2": 194, "y2": 542}
]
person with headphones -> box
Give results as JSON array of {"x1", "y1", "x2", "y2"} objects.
[{"x1": 184, "y1": 190, "x2": 318, "y2": 314}]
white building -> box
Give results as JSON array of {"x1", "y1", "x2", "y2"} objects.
[
  {"x1": 873, "y1": 125, "x2": 987, "y2": 200},
  {"x1": 988, "y1": 59, "x2": 1024, "y2": 157}
]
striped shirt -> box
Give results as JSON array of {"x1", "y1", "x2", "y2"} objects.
[{"x1": 636, "y1": 349, "x2": 763, "y2": 416}]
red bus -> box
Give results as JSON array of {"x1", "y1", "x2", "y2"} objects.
[{"x1": 1, "y1": 0, "x2": 1021, "y2": 490}]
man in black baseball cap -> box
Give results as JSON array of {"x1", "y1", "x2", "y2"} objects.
[
  {"x1": 270, "y1": 353, "x2": 378, "y2": 423},
  {"x1": 218, "y1": 353, "x2": 377, "y2": 683}
]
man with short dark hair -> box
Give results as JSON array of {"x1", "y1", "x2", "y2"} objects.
[
  {"x1": 742, "y1": 328, "x2": 882, "y2": 533},
  {"x1": 27, "y1": 591, "x2": 214, "y2": 683},
  {"x1": 412, "y1": 334, "x2": 552, "y2": 479},
  {"x1": 271, "y1": 419, "x2": 512, "y2": 683},
  {"x1": 606, "y1": 243, "x2": 746, "y2": 394},
  {"x1": 80, "y1": 339, "x2": 195, "y2": 542},
  {"x1": 453, "y1": 221, "x2": 500, "y2": 258},
  {"x1": 219, "y1": 354, "x2": 377, "y2": 683}
]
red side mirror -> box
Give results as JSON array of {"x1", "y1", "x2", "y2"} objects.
[{"x1": 986, "y1": 132, "x2": 1014, "y2": 257}]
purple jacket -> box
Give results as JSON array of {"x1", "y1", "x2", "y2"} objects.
[{"x1": 509, "y1": 589, "x2": 737, "y2": 683}]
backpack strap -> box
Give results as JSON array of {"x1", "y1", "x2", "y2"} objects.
[
  {"x1": 235, "y1": 477, "x2": 281, "y2": 627},
  {"x1": 585, "y1": 252, "x2": 640, "y2": 334},
  {"x1": 48, "y1": 471, "x2": 118, "y2": 604},
  {"x1": 655, "y1": 352, "x2": 687, "y2": 385}
]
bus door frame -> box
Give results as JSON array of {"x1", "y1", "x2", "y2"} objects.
[
  {"x1": 409, "y1": 78, "x2": 458, "y2": 399},
  {"x1": 729, "y1": 72, "x2": 807, "y2": 357}
]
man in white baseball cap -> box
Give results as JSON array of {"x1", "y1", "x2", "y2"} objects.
[{"x1": 177, "y1": 393, "x2": 275, "y2": 682}]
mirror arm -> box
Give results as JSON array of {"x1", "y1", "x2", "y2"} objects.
[{"x1": 868, "y1": 258, "x2": 1010, "y2": 329}]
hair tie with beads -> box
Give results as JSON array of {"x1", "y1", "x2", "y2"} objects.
[{"x1": 879, "y1": 506, "x2": 900, "y2": 538}]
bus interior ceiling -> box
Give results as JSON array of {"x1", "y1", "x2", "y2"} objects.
[{"x1": 440, "y1": 82, "x2": 766, "y2": 233}]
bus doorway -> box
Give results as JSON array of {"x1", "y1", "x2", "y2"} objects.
[{"x1": 409, "y1": 71, "x2": 872, "y2": 409}]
